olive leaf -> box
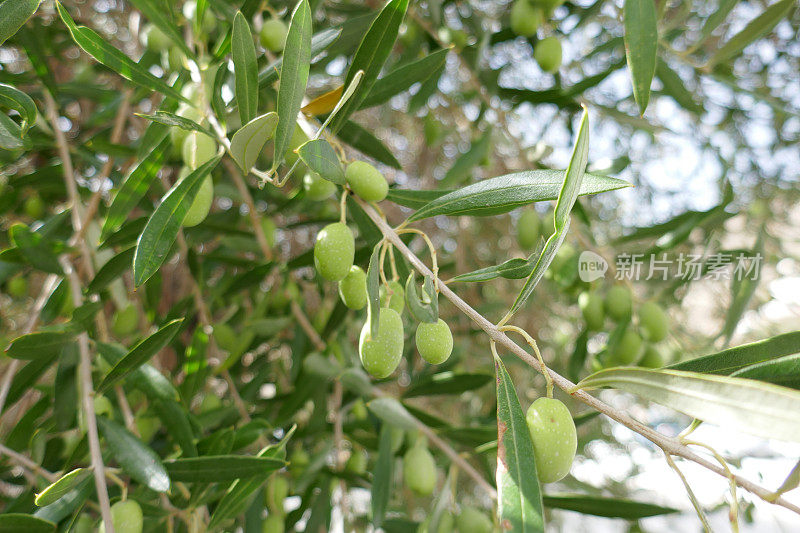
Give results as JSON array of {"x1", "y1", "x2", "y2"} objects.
[
  {"x1": 232, "y1": 12, "x2": 258, "y2": 124},
  {"x1": 296, "y1": 139, "x2": 345, "y2": 184},
  {"x1": 404, "y1": 273, "x2": 438, "y2": 323},
  {"x1": 34, "y1": 468, "x2": 91, "y2": 507},
  {"x1": 230, "y1": 112, "x2": 278, "y2": 173}
]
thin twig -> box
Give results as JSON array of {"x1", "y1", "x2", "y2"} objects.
[
  {"x1": 0, "y1": 443, "x2": 57, "y2": 483},
  {"x1": 356, "y1": 196, "x2": 800, "y2": 516}
]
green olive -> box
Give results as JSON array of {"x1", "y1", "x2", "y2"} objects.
[
  {"x1": 6, "y1": 275, "x2": 28, "y2": 298},
  {"x1": 170, "y1": 105, "x2": 205, "y2": 151},
  {"x1": 260, "y1": 18, "x2": 288, "y2": 52},
  {"x1": 141, "y1": 24, "x2": 171, "y2": 52},
  {"x1": 135, "y1": 414, "x2": 160, "y2": 442},
  {"x1": 182, "y1": 131, "x2": 217, "y2": 170},
  {"x1": 534, "y1": 0, "x2": 566, "y2": 15},
  {"x1": 403, "y1": 444, "x2": 437, "y2": 496},
  {"x1": 415, "y1": 319, "x2": 453, "y2": 365},
  {"x1": 511, "y1": 0, "x2": 544, "y2": 37},
  {"x1": 345, "y1": 448, "x2": 368, "y2": 475},
  {"x1": 99, "y1": 500, "x2": 143, "y2": 533},
  {"x1": 359, "y1": 308, "x2": 404, "y2": 378},
  {"x1": 638, "y1": 301, "x2": 668, "y2": 342},
  {"x1": 604, "y1": 285, "x2": 632, "y2": 322},
  {"x1": 182, "y1": 1, "x2": 217, "y2": 34},
  {"x1": 639, "y1": 345, "x2": 665, "y2": 368},
  {"x1": 345, "y1": 160, "x2": 389, "y2": 202},
  {"x1": 455, "y1": 507, "x2": 493, "y2": 533},
  {"x1": 93, "y1": 395, "x2": 113, "y2": 417},
  {"x1": 424, "y1": 114, "x2": 443, "y2": 145},
  {"x1": 260, "y1": 217, "x2": 277, "y2": 248},
  {"x1": 265, "y1": 474, "x2": 288, "y2": 514},
  {"x1": 314, "y1": 222, "x2": 355, "y2": 281},
  {"x1": 199, "y1": 394, "x2": 222, "y2": 413},
  {"x1": 303, "y1": 172, "x2": 337, "y2": 201},
  {"x1": 517, "y1": 209, "x2": 541, "y2": 249},
  {"x1": 112, "y1": 305, "x2": 139, "y2": 337},
  {"x1": 610, "y1": 326, "x2": 643, "y2": 365},
  {"x1": 379, "y1": 280, "x2": 405, "y2": 314},
  {"x1": 534, "y1": 36, "x2": 562, "y2": 73},
  {"x1": 435, "y1": 512, "x2": 455, "y2": 533},
  {"x1": 526, "y1": 397, "x2": 577, "y2": 483},
  {"x1": 213, "y1": 323, "x2": 239, "y2": 352},
  {"x1": 177, "y1": 166, "x2": 213, "y2": 227},
  {"x1": 289, "y1": 448, "x2": 310, "y2": 476},
  {"x1": 24, "y1": 195, "x2": 45, "y2": 219},
  {"x1": 73, "y1": 514, "x2": 93, "y2": 533},
  {"x1": 578, "y1": 291, "x2": 605, "y2": 331},
  {"x1": 262, "y1": 514, "x2": 284, "y2": 533},
  {"x1": 338, "y1": 265, "x2": 368, "y2": 310}
]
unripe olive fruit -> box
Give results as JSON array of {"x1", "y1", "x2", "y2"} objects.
[
  {"x1": 435, "y1": 512, "x2": 455, "y2": 533},
  {"x1": 403, "y1": 444, "x2": 437, "y2": 496},
  {"x1": 7, "y1": 275, "x2": 28, "y2": 298},
  {"x1": 261, "y1": 217, "x2": 277, "y2": 248},
  {"x1": 526, "y1": 397, "x2": 577, "y2": 483},
  {"x1": 511, "y1": 0, "x2": 544, "y2": 38},
  {"x1": 182, "y1": 1, "x2": 217, "y2": 34},
  {"x1": 93, "y1": 395, "x2": 113, "y2": 417},
  {"x1": 604, "y1": 285, "x2": 632, "y2": 322},
  {"x1": 345, "y1": 448, "x2": 368, "y2": 475},
  {"x1": 141, "y1": 24, "x2": 171, "y2": 52},
  {"x1": 338, "y1": 265, "x2": 368, "y2": 310},
  {"x1": 303, "y1": 172, "x2": 337, "y2": 201},
  {"x1": 289, "y1": 448, "x2": 310, "y2": 476},
  {"x1": 182, "y1": 131, "x2": 217, "y2": 170},
  {"x1": 260, "y1": 18, "x2": 288, "y2": 52},
  {"x1": 24, "y1": 195, "x2": 45, "y2": 219},
  {"x1": 135, "y1": 414, "x2": 160, "y2": 442},
  {"x1": 379, "y1": 280, "x2": 405, "y2": 314},
  {"x1": 578, "y1": 291, "x2": 605, "y2": 331},
  {"x1": 424, "y1": 114, "x2": 442, "y2": 145},
  {"x1": 639, "y1": 345, "x2": 665, "y2": 368},
  {"x1": 177, "y1": 166, "x2": 213, "y2": 227},
  {"x1": 610, "y1": 326, "x2": 643, "y2": 365},
  {"x1": 99, "y1": 500, "x2": 143, "y2": 533},
  {"x1": 415, "y1": 319, "x2": 453, "y2": 365},
  {"x1": 314, "y1": 222, "x2": 355, "y2": 281},
  {"x1": 534, "y1": 0, "x2": 566, "y2": 14},
  {"x1": 262, "y1": 514, "x2": 284, "y2": 533},
  {"x1": 345, "y1": 160, "x2": 388, "y2": 202},
  {"x1": 359, "y1": 308, "x2": 404, "y2": 379},
  {"x1": 455, "y1": 507, "x2": 493, "y2": 533},
  {"x1": 170, "y1": 105, "x2": 205, "y2": 150},
  {"x1": 199, "y1": 394, "x2": 222, "y2": 413},
  {"x1": 517, "y1": 209, "x2": 541, "y2": 249},
  {"x1": 534, "y1": 36, "x2": 562, "y2": 73},
  {"x1": 165, "y1": 47, "x2": 184, "y2": 71},
  {"x1": 112, "y1": 305, "x2": 139, "y2": 337},
  {"x1": 638, "y1": 301, "x2": 668, "y2": 342},
  {"x1": 73, "y1": 514, "x2": 93, "y2": 533},
  {"x1": 265, "y1": 475, "x2": 288, "y2": 514}
]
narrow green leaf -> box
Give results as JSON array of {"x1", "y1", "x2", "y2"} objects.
[
  {"x1": 128, "y1": 0, "x2": 192, "y2": 56},
  {"x1": 336, "y1": 120, "x2": 402, "y2": 169},
  {"x1": 387, "y1": 188, "x2": 447, "y2": 209},
  {"x1": 329, "y1": 0, "x2": 410, "y2": 133},
  {"x1": 0, "y1": 0, "x2": 42, "y2": 46},
  {"x1": 707, "y1": 0, "x2": 795, "y2": 67},
  {"x1": 34, "y1": 469, "x2": 91, "y2": 507},
  {"x1": 296, "y1": 139, "x2": 345, "y2": 184},
  {"x1": 655, "y1": 61, "x2": 703, "y2": 115},
  {"x1": 258, "y1": 27, "x2": 341, "y2": 87},
  {"x1": 5, "y1": 331, "x2": 75, "y2": 360},
  {"x1": 367, "y1": 397, "x2": 418, "y2": 431},
  {"x1": 769, "y1": 460, "x2": 800, "y2": 499},
  {"x1": 577, "y1": 368, "x2": 800, "y2": 442},
  {"x1": 164, "y1": 455, "x2": 285, "y2": 482},
  {"x1": 359, "y1": 47, "x2": 450, "y2": 109},
  {"x1": 699, "y1": 0, "x2": 741, "y2": 41},
  {"x1": 272, "y1": 0, "x2": 312, "y2": 171},
  {"x1": 366, "y1": 241, "x2": 382, "y2": 338},
  {"x1": 0, "y1": 112, "x2": 28, "y2": 150},
  {"x1": 133, "y1": 154, "x2": 221, "y2": 286},
  {"x1": 98, "y1": 318, "x2": 184, "y2": 393},
  {"x1": 135, "y1": 111, "x2": 214, "y2": 137},
  {"x1": 230, "y1": 112, "x2": 278, "y2": 173},
  {"x1": 87, "y1": 247, "x2": 135, "y2": 293},
  {"x1": 403, "y1": 274, "x2": 437, "y2": 324},
  {"x1": 97, "y1": 416, "x2": 170, "y2": 492},
  {"x1": 102, "y1": 135, "x2": 171, "y2": 237},
  {"x1": 32, "y1": 476, "x2": 93, "y2": 524},
  {"x1": 96, "y1": 342, "x2": 180, "y2": 401},
  {"x1": 232, "y1": 12, "x2": 258, "y2": 124},
  {"x1": 0, "y1": 514, "x2": 55, "y2": 533},
  {"x1": 409, "y1": 171, "x2": 626, "y2": 222},
  {"x1": 668, "y1": 331, "x2": 800, "y2": 375},
  {"x1": 440, "y1": 129, "x2": 493, "y2": 188},
  {"x1": 8, "y1": 223, "x2": 62, "y2": 274},
  {"x1": 731, "y1": 354, "x2": 800, "y2": 390},
  {"x1": 0, "y1": 83, "x2": 37, "y2": 134},
  {"x1": 510, "y1": 109, "x2": 590, "y2": 316},
  {"x1": 543, "y1": 494, "x2": 678, "y2": 519},
  {"x1": 55, "y1": 2, "x2": 187, "y2": 102},
  {"x1": 371, "y1": 425, "x2": 394, "y2": 527},
  {"x1": 404, "y1": 372, "x2": 492, "y2": 398},
  {"x1": 623, "y1": 0, "x2": 658, "y2": 115},
  {"x1": 494, "y1": 355, "x2": 545, "y2": 533}
]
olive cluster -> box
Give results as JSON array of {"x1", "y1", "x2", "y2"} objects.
[
  {"x1": 509, "y1": 0, "x2": 564, "y2": 73},
  {"x1": 313, "y1": 162, "x2": 454, "y2": 380}
]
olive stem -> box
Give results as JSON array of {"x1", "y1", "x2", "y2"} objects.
[
  {"x1": 498, "y1": 325, "x2": 553, "y2": 399},
  {"x1": 682, "y1": 439, "x2": 740, "y2": 532},
  {"x1": 339, "y1": 189, "x2": 349, "y2": 224},
  {"x1": 355, "y1": 195, "x2": 800, "y2": 516},
  {"x1": 396, "y1": 228, "x2": 439, "y2": 292},
  {"x1": 664, "y1": 452, "x2": 712, "y2": 532},
  {"x1": 0, "y1": 443, "x2": 57, "y2": 483}
]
